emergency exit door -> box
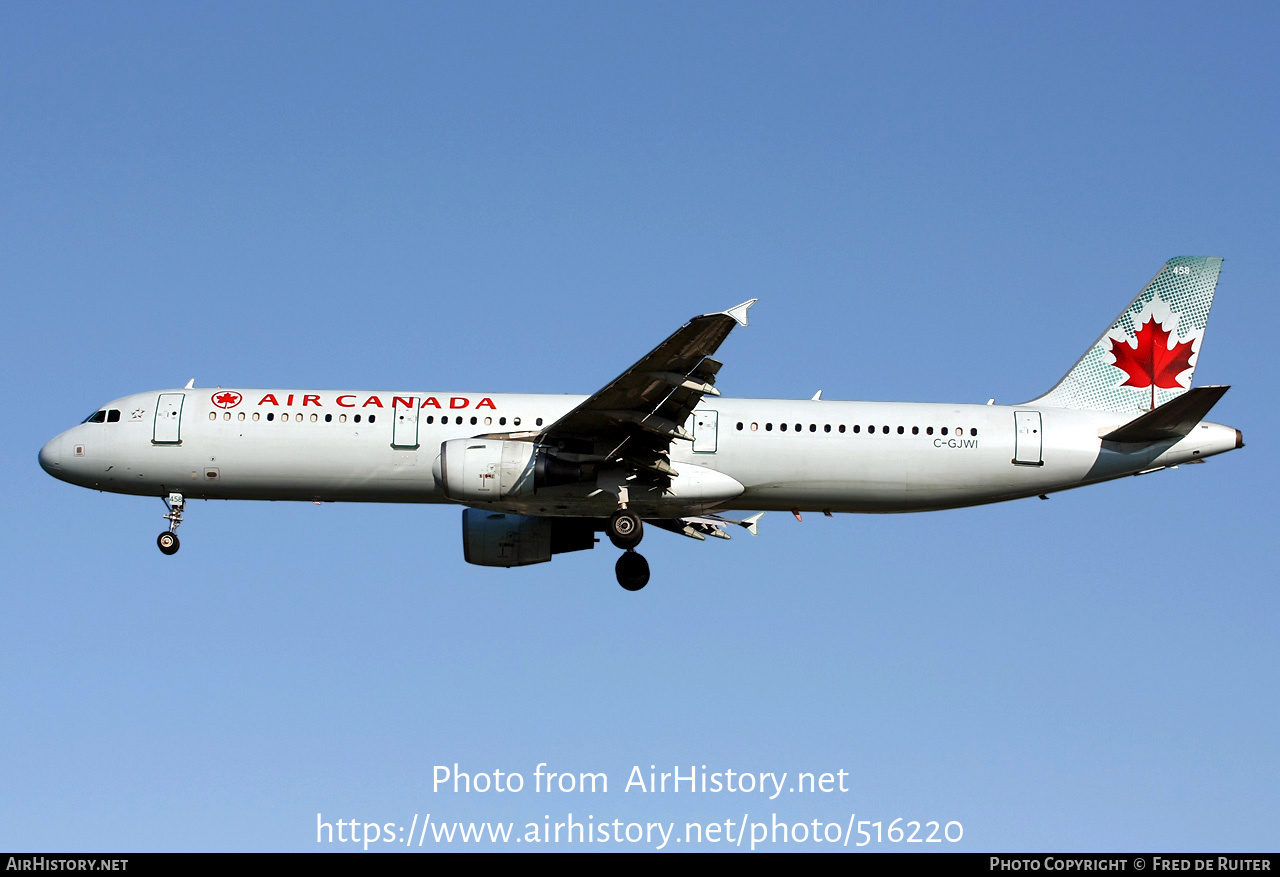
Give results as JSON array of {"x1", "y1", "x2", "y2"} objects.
[
  {"x1": 1013, "y1": 410, "x2": 1043, "y2": 466},
  {"x1": 693, "y1": 410, "x2": 719, "y2": 453},
  {"x1": 391, "y1": 397, "x2": 420, "y2": 449}
]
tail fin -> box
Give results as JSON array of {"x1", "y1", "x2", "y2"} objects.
[{"x1": 1027, "y1": 257, "x2": 1223, "y2": 413}]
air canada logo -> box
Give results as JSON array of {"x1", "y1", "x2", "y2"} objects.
[
  {"x1": 212, "y1": 391, "x2": 243, "y2": 410},
  {"x1": 1105, "y1": 295, "x2": 1199, "y2": 409},
  {"x1": 1108, "y1": 317, "x2": 1195, "y2": 392}
]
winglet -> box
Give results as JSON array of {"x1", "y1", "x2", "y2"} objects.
[
  {"x1": 742, "y1": 512, "x2": 764, "y2": 536},
  {"x1": 720, "y1": 299, "x2": 757, "y2": 327},
  {"x1": 184, "y1": 379, "x2": 195, "y2": 389}
]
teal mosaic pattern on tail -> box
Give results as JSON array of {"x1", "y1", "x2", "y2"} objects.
[{"x1": 1028, "y1": 257, "x2": 1223, "y2": 413}]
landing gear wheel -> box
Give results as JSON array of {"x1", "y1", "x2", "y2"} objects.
[
  {"x1": 616, "y1": 551, "x2": 650, "y2": 591},
  {"x1": 607, "y1": 509, "x2": 644, "y2": 550},
  {"x1": 157, "y1": 531, "x2": 180, "y2": 555}
]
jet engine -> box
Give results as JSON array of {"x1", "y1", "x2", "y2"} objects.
[
  {"x1": 461, "y1": 509, "x2": 596, "y2": 567},
  {"x1": 434, "y1": 438, "x2": 587, "y2": 503}
]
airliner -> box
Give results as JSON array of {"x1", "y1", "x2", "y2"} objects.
[{"x1": 39, "y1": 257, "x2": 1241, "y2": 590}]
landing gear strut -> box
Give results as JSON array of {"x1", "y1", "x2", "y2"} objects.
[
  {"x1": 158, "y1": 492, "x2": 184, "y2": 555},
  {"x1": 608, "y1": 509, "x2": 649, "y2": 590}
]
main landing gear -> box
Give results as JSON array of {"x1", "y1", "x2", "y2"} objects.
[
  {"x1": 157, "y1": 492, "x2": 184, "y2": 555},
  {"x1": 608, "y1": 509, "x2": 649, "y2": 591}
]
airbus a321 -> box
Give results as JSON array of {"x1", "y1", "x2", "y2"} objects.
[{"x1": 40, "y1": 257, "x2": 1242, "y2": 590}]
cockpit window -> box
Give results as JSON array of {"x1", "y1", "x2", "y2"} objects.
[
  {"x1": 107, "y1": 409, "x2": 121, "y2": 423},
  {"x1": 84, "y1": 410, "x2": 107, "y2": 424}
]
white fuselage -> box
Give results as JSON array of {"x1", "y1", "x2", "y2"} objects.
[{"x1": 39, "y1": 388, "x2": 1241, "y2": 518}]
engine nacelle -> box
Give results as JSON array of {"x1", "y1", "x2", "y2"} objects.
[
  {"x1": 434, "y1": 438, "x2": 587, "y2": 503},
  {"x1": 461, "y1": 509, "x2": 595, "y2": 567}
]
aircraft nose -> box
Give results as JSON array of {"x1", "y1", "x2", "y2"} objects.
[{"x1": 39, "y1": 435, "x2": 63, "y2": 474}]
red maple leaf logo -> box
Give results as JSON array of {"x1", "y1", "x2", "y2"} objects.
[
  {"x1": 1108, "y1": 316, "x2": 1195, "y2": 391},
  {"x1": 212, "y1": 391, "x2": 242, "y2": 409}
]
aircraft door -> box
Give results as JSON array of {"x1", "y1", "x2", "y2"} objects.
[
  {"x1": 693, "y1": 409, "x2": 718, "y2": 453},
  {"x1": 153, "y1": 393, "x2": 184, "y2": 444},
  {"x1": 391, "y1": 396, "x2": 420, "y2": 449},
  {"x1": 1013, "y1": 410, "x2": 1043, "y2": 466}
]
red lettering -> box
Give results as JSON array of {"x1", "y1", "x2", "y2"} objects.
[
  {"x1": 286, "y1": 394, "x2": 295, "y2": 406},
  {"x1": 303, "y1": 394, "x2": 321, "y2": 407},
  {"x1": 450, "y1": 397, "x2": 469, "y2": 409},
  {"x1": 336, "y1": 395, "x2": 356, "y2": 408},
  {"x1": 362, "y1": 396, "x2": 384, "y2": 408},
  {"x1": 393, "y1": 396, "x2": 414, "y2": 409},
  {"x1": 476, "y1": 397, "x2": 496, "y2": 410},
  {"x1": 258, "y1": 394, "x2": 279, "y2": 406},
  {"x1": 421, "y1": 397, "x2": 441, "y2": 408}
]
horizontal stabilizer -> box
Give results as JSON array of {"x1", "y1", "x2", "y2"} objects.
[{"x1": 1101, "y1": 385, "x2": 1229, "y2": 443}]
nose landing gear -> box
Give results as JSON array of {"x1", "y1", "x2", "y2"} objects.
[
  {"x1": 157, "y1": 492, "x2": 184, "y2": 555},
  {"x1": 608, "y1": 509, "x2": 649, "y2": 590}
]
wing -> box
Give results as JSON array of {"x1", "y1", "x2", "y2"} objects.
[{"x1": 537, "y1": 299, "x2": 756, "y2": 485}]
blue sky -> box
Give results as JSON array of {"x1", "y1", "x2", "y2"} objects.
[{"x1": 3, "y1": 1, "x2": 1276, "y2": 852}]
